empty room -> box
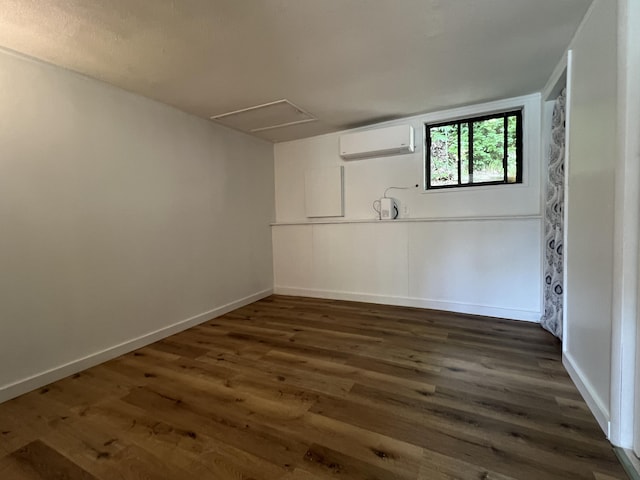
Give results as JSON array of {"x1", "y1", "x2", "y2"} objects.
[{"x1": 0, "y1": 0, "x2": 639, "y2": 479}]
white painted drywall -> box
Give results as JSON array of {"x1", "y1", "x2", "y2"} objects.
[
  {"x1": 0, "y1": 49, "x2": 274, "y2": 400},
  {"x1": 607, "y1": 0, "x2": 640, "y2": 450},
  {"x1": 273, "y1": 219, "x2": 541, "y2": 321},
  {"x1": 563, "y1": 0, "x2": 618, "y2": 433},
  {"x1": 273, "y1": 95, "x2": 543, "y2": 321},
  {"x1": 611, "y1": 0, "x2": 640, "y2": 452},
  {"x1": 275, "y1": 95, "x2": 542, "y2": 223}
]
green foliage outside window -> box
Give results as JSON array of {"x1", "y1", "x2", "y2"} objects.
[{"x1": 427, "y1": 111, "x2": 521, "y2": 188}]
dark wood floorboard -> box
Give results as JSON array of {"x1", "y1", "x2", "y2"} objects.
[{"x1": 0, "y1": 295, "x2": 628, "y2": 479}]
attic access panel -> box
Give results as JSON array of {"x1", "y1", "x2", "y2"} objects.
[{"x1": 210, "y1": 99, "x2": 316, "y2": 134}]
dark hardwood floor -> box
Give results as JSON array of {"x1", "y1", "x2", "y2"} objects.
[{"x1": 0, "y1": 295, "x2": 628, "y2": 479}]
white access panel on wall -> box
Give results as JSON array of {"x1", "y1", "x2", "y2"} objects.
[{"x1": 304, "y1": 166, "x2": 344, "y2": 217}]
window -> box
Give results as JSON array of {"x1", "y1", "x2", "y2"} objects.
[{"x1": 425, "y1": 110, "x2": 523, "y2": 189}]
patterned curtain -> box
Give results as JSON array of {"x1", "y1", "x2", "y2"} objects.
[{"x1": 541, "y1": 89, "x2": 566, "y2": 338}]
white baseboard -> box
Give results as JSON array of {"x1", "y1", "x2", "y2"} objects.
[
  {"x1": 563, "y1": 351, "x2": 611, "y2": 437},
  {"x1": 615, "y1": 448, "x2": 640, "y2": 480},
  {"x1": 274, "y1": 286, "x2": 541, "y2": 322},
  {"x1": 0, "y1": 288, "x2": 273, "y2": 404}
]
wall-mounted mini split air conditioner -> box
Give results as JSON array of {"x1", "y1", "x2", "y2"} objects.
[{"x1": 339, "y1": 124, "x2": 415, "y2": 160}]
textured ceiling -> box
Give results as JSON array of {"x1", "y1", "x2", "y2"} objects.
[{"x1": 0, "y1": 0, "x2": 592, "y2": 142}]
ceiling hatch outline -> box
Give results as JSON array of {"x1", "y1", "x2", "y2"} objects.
[{"x1": 210, "y1": 99, "x2": 317, "y2": 133}]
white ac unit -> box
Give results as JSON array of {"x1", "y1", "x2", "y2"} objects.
[{"x1": 339, "y1": 125, "x2": 415, "y2": 160}]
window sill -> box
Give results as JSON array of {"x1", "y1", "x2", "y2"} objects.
[{"x1": 420, "y1": 181, "x2": 531, "y2": 194}]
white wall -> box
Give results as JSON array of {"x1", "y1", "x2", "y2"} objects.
[
  {"x1": 612, "y1": 0, "x2": 640, "y2": 451},
  {"x1": 273, "y1": 95, "x2": 543, "y2": 321},
  {"x1": 276, "y1": 95, "x2": 542, "y2": 222},
  {"x1": 0, "y1": 49, "x2": 275, "y2": 401},
  {"x1": 563, "y1": 0, "x2": 618, "y2": 435}
]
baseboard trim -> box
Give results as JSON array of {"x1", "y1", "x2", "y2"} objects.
[
  {"x1": 615, "y1": 448, "x2": 640, "y2": 480},
  {"x1": 563, "y1": 351, "x2": 611, "y2": 437},
  {"x1": 274, "y1": 286, "x2": 540, "y2": 322},
  {"x1": 0, "y1": 288, "x2": 273, "y2": 404}
]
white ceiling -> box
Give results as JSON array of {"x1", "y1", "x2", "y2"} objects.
[{"x1": 0, "y1": 0, "x2": 591, "y2": 142}]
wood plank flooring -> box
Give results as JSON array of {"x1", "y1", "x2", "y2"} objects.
[{"x1": 0, "y1": 295, "x2": 628, "y2": 479}]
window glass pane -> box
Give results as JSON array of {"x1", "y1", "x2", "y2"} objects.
[
  {"x1": 460, "y1": 123, "x2": 469, "y2": 184},
  {"x1": 429, "y1": 125, "x2": 458, "y2": 186},
  {"x1": 471, "y1": 117, "x2": 504, "y2": 183},
  {"x1": 425, "y1": 109, "x2": 522, "y2": 190},
  {"x1": 507, "y1": 115, "x2": 517, "y2": 183}
]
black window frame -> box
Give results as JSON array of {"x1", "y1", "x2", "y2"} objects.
[{"x1": 425, "y1": 109, "x2": 523, "y2": 190}]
